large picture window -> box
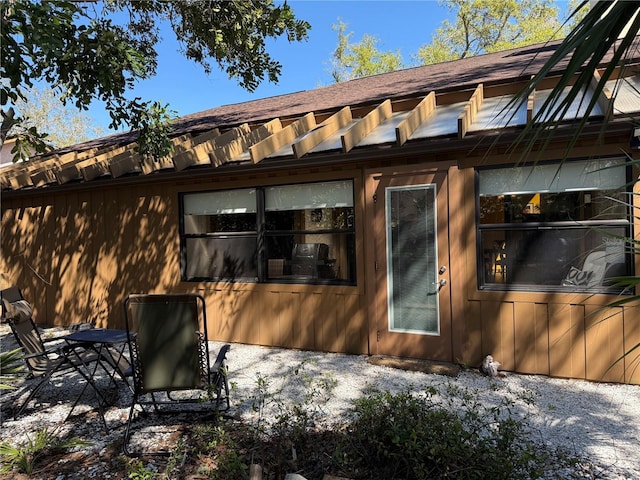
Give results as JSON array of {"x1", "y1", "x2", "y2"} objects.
[
  {"x1": 180, "y1": 180, "x2": 356, "y2": 284},
  {"x1": 477, "y1": 158, "x2": 631, "y2": 293}
]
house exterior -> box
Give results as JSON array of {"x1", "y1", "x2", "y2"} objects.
[{"x1": 2, "y1": 40, "x2": 640, "y2": 384}]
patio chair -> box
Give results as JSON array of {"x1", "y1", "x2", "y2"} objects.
[
  {"x1": 122, "y1": 293, "x2": 231, "y2": 455},
  {"x1": 0, "y1": 286, "x2": 112, "y2": 419}
]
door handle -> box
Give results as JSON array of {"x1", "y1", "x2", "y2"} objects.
[{"x1": 431, "y1": 278, "x2": 447, "y2": 294}]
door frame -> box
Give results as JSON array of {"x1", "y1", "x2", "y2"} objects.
[{"x1": 364, "y1": 165, "x2": 454, "y2": 361}]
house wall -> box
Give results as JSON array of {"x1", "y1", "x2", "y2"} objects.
[
  {"x1": 455, "y1": 140, "x2": 640, "y2": 385},
  {"x1": 3, "y1": 136, "x2": 640, "y2": 384},
  {"x1": 0, "y1": 167, "x2": 369, "y2": 356}
]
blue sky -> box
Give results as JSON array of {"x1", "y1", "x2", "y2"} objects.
[{"x1": 88, "y1": 0, "x2": 575, "y2": 133}]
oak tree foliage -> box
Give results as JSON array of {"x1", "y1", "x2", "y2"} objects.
[
  {"x1": 0, "y1": 0, "x2": 310, "y2": 161},
  {"x1": 330, "y1": 0, "x2": 586, "y2": 82}
]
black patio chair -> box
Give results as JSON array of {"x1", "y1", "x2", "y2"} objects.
[
  {"x1": 122, "y1": 293, "x2": 230, "y2": 455},
  {"x1": 0, "y1": 286, "x2": 114, "y2": 420}
]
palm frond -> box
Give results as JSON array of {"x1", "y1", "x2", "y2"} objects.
[
  {"x1": 0, "y1": 348, "x2": 25, "y2": 389},
  {"x1": 508, "y1": 1, "x2": 640, "y2": 161}
]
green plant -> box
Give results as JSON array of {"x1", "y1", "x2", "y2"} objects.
[
  {"x1": 190, "y1": 423, "x2": 249, "y2": 479},
  {"x1": 127, "y1": 459, "x2": 157, "y2": 480},
  {"x1": 336, "y1": 385, "x2": 588, "y2": 480},
  {"x1": 0, "y1": 348, "x2": 25, "y2": 389},
  {"x1": 0, "y1": 427, "x2": 90, "y2": 475}
]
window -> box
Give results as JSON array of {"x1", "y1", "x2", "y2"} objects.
[
  {"x1": 180, "y1": 180, "x2": 356, "y2": 284},
  {"x1": 477, "y1": 158, "x2": 631, "y2": 293}
]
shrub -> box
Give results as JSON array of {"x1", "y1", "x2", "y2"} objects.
[{"x1": 335, "y1": 386, "x2": 582, "y2": 480}]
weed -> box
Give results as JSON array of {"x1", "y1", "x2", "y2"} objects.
[
  {"x1": 127, "y1": 459, "x2": 157, "y2": 480},
  {"x1": 0, "y1": 427, "x2": 90, "y2": 475},
  {"x1": 336, "y1": 386, "x2": 586, "y2": 479}
]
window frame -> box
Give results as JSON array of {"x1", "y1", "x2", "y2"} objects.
[
  {"x1": 475, "y1": 157, "x2": 633, "y2": 294},
  {"x1": 179, "y1": 179, "x2": 357, "y2": 285}
]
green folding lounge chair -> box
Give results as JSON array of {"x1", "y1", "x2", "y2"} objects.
[{"x1": 122, "y1": 293, "x2": 230, "y2": 455}]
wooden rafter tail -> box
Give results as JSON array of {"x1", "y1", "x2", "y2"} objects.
[
  {"x1": 342, "y1": 100, "x2": 393, "y2": 153},
  {"x1": 138, "y1": 134, "x2": 193, "y2": 174},
  {"x1": 210, "y1": 119, "x2": 282, "y2": 167},
  {"x1": 174, "y1": 124, "x2": 250, "y2": 171},
  {"x1": 591, "y1": 70, "x2": 614, "y2": 120},
  {"x1": 38, "y1": 144, "x2": 122, "y2": 185},
  {"x1": 396, "y1": 92, "x2": 436, "y2": 146},
  {"x1": 6, "y1": 154, "x2": 62, "y2": 189},
  {"x1": 184, "y1": 128, "x2": 220, "y2": 150},
  {"x1": 32, "y1": 168, "x2": 60, "y2": 188},
  {"x1": 109, "y1": 151, "x2": 142, "y2": 178},
  {"x1": 56, "y1": 144, "x2": 133, "y2": 184},
  {"x1": 458, "y1": 84, "x2": 484, "y2": 138},
  {"x1": 292, "y1": 106, "x2": 353, "y2": 159},
  {"x1": 249, "y1": 113, "x2": 316, "y2": 163},
  {"x1": 527, "y1": 91, "x2": 536, "y2": 123}
]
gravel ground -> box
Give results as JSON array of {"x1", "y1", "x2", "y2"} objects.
[{"x1": 1, "y1": 326, "x2": 640, "y2": 479}]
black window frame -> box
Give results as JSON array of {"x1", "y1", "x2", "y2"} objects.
[
  {"x1": 179, "y1": 179, "x2": 357, "y2": 285},
  {"x1": 475, "y1": 157, "x2": 633, "y2": 294}
]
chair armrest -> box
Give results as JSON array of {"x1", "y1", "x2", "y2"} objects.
[{"x1": 22, "y1": 351, "x2": 47, "y2": 360}]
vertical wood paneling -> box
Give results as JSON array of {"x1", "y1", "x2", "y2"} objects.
[
  {"x1": 534, "y1": 303, "x2": 551, "y2": 375},
  {"x1": 306, "y1": 293, "x2": 325, "y2": 349},
  {"x1": 514, "y1": 302, "x2": 550, "y2": 375},
  {"x1": 514, "y1": 302, "x2": 536, "y2": 373},
  {"x1": 278, "y1": 291, "x2": 296, "y2": 348},
  {"x1": 480, "y1": 301, "x2": 515, "y2": 370},
  {"x1": 585, "y1": 305, "x2": 625, "y2": 382},
  {"x1": 465, "y1": 300, "x2": 483, "y2": 366},
  {"x1": 345, "y1": 294, "x2": 367, "y2": 354},
  {"x1": 623, "y1": 306, "x2": 640, "y2": 384},
  {"x1": 549, "y1": 304, "x2": 586, "y2": 379},
  {"x1": 298, "y1": 292, "x2": 315, "y2": 350}
]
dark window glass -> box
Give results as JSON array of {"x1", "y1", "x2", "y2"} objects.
[
  {"x1": 477, "y1": 159, "x2": 631, "y2": 293},
  {"x1": 180, "y1": 180, "x2": 356, "y2": 285}
]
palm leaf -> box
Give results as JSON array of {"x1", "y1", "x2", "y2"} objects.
[
  {"x1": 508, "y1": 1, "x2": 640, "y2": 161},
  {"x1": 0, "y1": 348, "x2": 25, "y2": 389}
]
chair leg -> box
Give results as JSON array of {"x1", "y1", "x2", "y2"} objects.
[
  {"x1": 14, "y1": 371, "x2": 56, "y2": 419},
  {"x1": 123, "y1": 395, "x2": 139, "y2": 457}
]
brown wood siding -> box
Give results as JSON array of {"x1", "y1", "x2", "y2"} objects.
[
  {"x1": 1, "y1": 169, "x2": 368, "y2": 356},
  {"x1": 3, "y1": 137, "x2": 640, "y2": 383},
  {"x1": 456, "y1": 143, "x2": 640, "y2": 385},
  {"x1": 200, "y1": 286, "x2": 367, "y2": 354},
  {"x1": 460, "y1": 298, "x2": 640, "y2": 383}
]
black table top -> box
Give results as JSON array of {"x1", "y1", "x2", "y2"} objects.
[{"x1": 64, "y1": 328, "x2": 131, "y2": 345}]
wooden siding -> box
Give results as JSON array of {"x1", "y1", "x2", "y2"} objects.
[
  {"x1": 461, "y1": 299, "x2": 640, "y2": 383},
  {"x1": 0, "y1": 170, "x2": 368, "y2": 356},
  {"x1": 456, "y1": 147, "x2": 640, "y2": 385},
  {"x1": 3, "y1": 140, "x2": 640, "y2": 384},
  {"x1": 202, "y1": 286, "x2": 367, "y2": 354}
]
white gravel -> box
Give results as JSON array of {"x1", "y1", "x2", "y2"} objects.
[{"x1": 1, "y1": 327, "x2": 640, "y2": 479}]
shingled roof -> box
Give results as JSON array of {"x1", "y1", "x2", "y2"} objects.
[{"x1": 1, "y1": 38, "x2": 638, "y2": 193}]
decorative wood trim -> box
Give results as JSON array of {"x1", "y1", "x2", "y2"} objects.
[
  {"x1": 527, "y1": 90, "x2": 535, "y2": 123},
  {"x1": 56, "y1": 145, "x2": 132, "y2": 184},
  {"x1": 458, "y1": 84, "x2": 484, "y2": 138},
  {"x1": 395, "y1": 93, "x2": 436, "y2": 146},
  {"x1": 140, "y1": 134, "x2": 193, "y2": 174},
  {"x1": 31, "y1": 168, "x2": 59, "y2": 188},
  {"x1": 82, "y1": 134, "x2": 190, "y2": 180},
  {"x1": 591, "y1": 70, "x2": 613, "y2": 120},
  {"x1": 173, "y1": 124, "x2": 251, "y2": 171},
  {"x1": 342, "y1": 100, "x2": 392, "y2": 153},
  {"x1": 210, "y1": 119, "x2": 282, "y2": 166},
  {"x1": 292, "y1": 107, "x2": 352, "y2": 159},
  {"x1": 109, "y1": 151, "x2": 142, "y2": 178},
  {"x1": 249, "y1": 113, "x2": 316, "y2": 163}
]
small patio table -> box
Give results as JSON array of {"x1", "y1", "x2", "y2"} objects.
[{"x1": 63, "y1": 328, "x2": 134, "y2": 430}]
